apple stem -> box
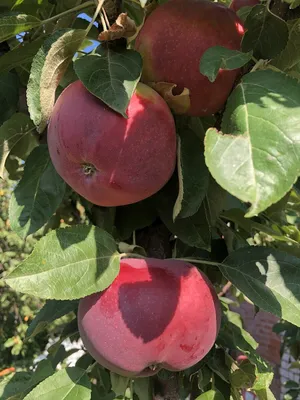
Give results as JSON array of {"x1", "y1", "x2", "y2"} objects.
[
  {"x1": 86, "y1": 361, "x2": 97, "y2": 373},
  {"x1": 119, "y1": 252, "x2": 146, "y2": 259},
  {"x1": 86, "y1": 0, "x2": 106, "y2": 34},
  {"x1": 102, "y1": 7, "x2": 111, "y2": 29},
  {"x1": 251, "y1": 58, "x2": 265, "y2": 72},
  {"x1": 100, "y1": 13, "x2": 108, "y2": 31}
]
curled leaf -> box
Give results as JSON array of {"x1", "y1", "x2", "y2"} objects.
[
  {"x1": 98, "y1": 13, "x2": 137, "y2": 41},
  {"x1": 149, "y1": 82, "x2": 190, "y2": 114}
]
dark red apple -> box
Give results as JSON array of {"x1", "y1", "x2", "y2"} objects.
[
  {"x1": 47, "y1": 81, "x2": 176, "y2": 207},
  {"x1": 230, "y1": 0, "x2": 259, "y2": 12},
  {"x1": 78, "y1": 258, "x2": 221, "y2": 377},
  {"x1": 135, "y1": 0, "x2": 245, "y2": 116}
]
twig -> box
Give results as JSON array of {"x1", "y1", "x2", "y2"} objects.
[
  {"x1": 218, "y1": 281, "x2": 232, "y2": 297},
  {"x1": 102, "y1": 7, "x2": 111, "y2": 28},
  {"x1": 86, "y1": 0, "x2": 106, "y2": 34}
]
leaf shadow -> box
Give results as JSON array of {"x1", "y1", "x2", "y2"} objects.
[
  {"x1": 117, "y1": 260, "x2": 185, "y2": 343},
  {"x1": 55, "y1": 224, "x2": 93, "y2": 250}
]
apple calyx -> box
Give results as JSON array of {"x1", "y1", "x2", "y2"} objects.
[{"x1": 82, "y1": 162, "x2": 97, "y2": 176}]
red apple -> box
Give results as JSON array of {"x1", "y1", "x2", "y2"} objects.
[
  {"x1": 135, "y1": 0, "x2": 245, "y2": 117},
  {"x1": 230, "y1": 0, "x2": 259, "y2": 12},
  {"x1": 47, "y1": 81, "x2": 176, "y2": 207},
  {"x1": 78, "y1": 258, "x2": 221, "y2": 377}
]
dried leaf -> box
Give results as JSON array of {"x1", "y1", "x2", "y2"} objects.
[
  {"x1": 149, "y1": 82, "x2": 190, "y2": 114},
  {"x1": 98, "y1": 12, "x2": 137, "y2": 41}
]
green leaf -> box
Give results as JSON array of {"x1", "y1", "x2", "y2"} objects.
[
  {"x1": 23, "y1": 367, "x2": 91, "y2": 400},
  {"x1": 217, "y1": 310, "x2": 273, "y2": 391},
  {"x1": 213, "y1": 375, "x2": 231, "y2": 400},
  {"x1": 92, "y1": 390, "x2": 116, "y2": 400},
  {"x1": 205, "y1": 70, "x2": 300, "y2": 217},
  {"x1": 110, "y1": 373, "x2": 129, "y2": 396},
  {"x1": 221, "y1": 247, "x2": 300, "y2": 327},
  {"x1": 115, "y1": 197, "x2": 157, "y2": 241},
  {"x1": 47, "y1": 320, "x2": 79, "y2": 367},
  {"x1": 159, "y1": 174, "x2": 225, "y2": 249},
  {"x1": 27, "y1": 359, "x2": 55, "y2": 387},
  {"x1": 133, "y1": 377, "x2": 152, "y2": 400},
  {"x1": 242, "y1": 5, "x2": 288, "y2": 59},
  {"x1": 122, "y1": 0, "x2": 145, "y2": 26},
  {"x1": 0, "y1": 72, "x2": 20, "y2": 126},
  {"x1": 26, "y1": 299, "x2": 78, "y2": 339},
  {"x1": 0, "y1": 13, "x2": 41, "y2": 43},
  {"x1": 272, "y1": 20, "x2": 300, "y2": 79},
  {"x1": 157, "y1": 178, "x2": 211, "y2": 249},
  {"x1": 0, "y1": 37, "x2": 44, "y2": 74},
  {"x1": 237, "y1": 5, "x2": 253, "y2": 22},
  {"x1": 72, "y1": 17, "x2": 99, "y2": 40},
  {"x1": 198, "y1": 366, "x2": 213, "y2": 391},
  {"x1": 75, "y1": 353, "x2": 94, "y2": 370},
  {"x1": 174, "y1": 239, "x2": 210, "y2": 260},
  {"x1": 203, "y1": 177, "x2": 227, "y2": 226},
  {"x1": 83, "y1": 204, "x2": 116, "y2": 236},
  {"x1": 200, "y1": 46, "x2": 252, "y2": 83},
  {"x1": 55, "y1": 0, "x2": 82, "y2": 13},
  {"x1": 196, "y1": 389, "x2": 225, "y2": 400},
  {"x1": 9, "y1": 0, "x2": 53, "y2": 17},
  {"x1": 38, "y1": 29, "x2": 86, "y2": 132},
  {"x1": 173, "y1": 122, "x2": 209, "y2": 220},
  {"x1": 284, "y1": 0, "x2": 300, "y2": 9},
  {"x1": 74, "y1": 47, "x2": 142, "y2": 117},
  {"x1": 27, "y1": 29, "x2": 86, "y2": 133},
  {"x1": 0, "y1": 372, "x2": 32, "y2": 400},
  {"x1": 0, "y1": 113, "x2": 36, "y2": 179},
  {"x1": 27, "y1": 30, "x2": 69, "y2": 130},
  {"x1": 9, "y1": 360, "x2": 56, "y2": 399},
  {"x1": 230, "y1": 360, "x2": 256, "y2": 389},
  {"x1": 118, "y1": 242, "x2": 147, "y2": 257},
  {"x1": 221, "y1": 208, "x2": 294, "y2": 244},
  {"x1": 8, "y1": 128, "x2": 38, "y2": 163},
  {"x1": 0, "y1": 0, "x2": 13, "y2": 12},
  {"x1": 255, "y1": 387, "x2": 276, "y2": 400},
  {"x1": 9, "y1": 145, "x2": 66, "y2": 238},
  {"x1": 5, "y1": 225, "x2": 121, "y2": 300},
  {"x1": 207, "y1": 349, "x2": 230, "y2": 383}
]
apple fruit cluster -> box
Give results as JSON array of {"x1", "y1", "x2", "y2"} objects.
[{"x1": 47, "y1": 0, "x2": 245, "y2": 377}]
